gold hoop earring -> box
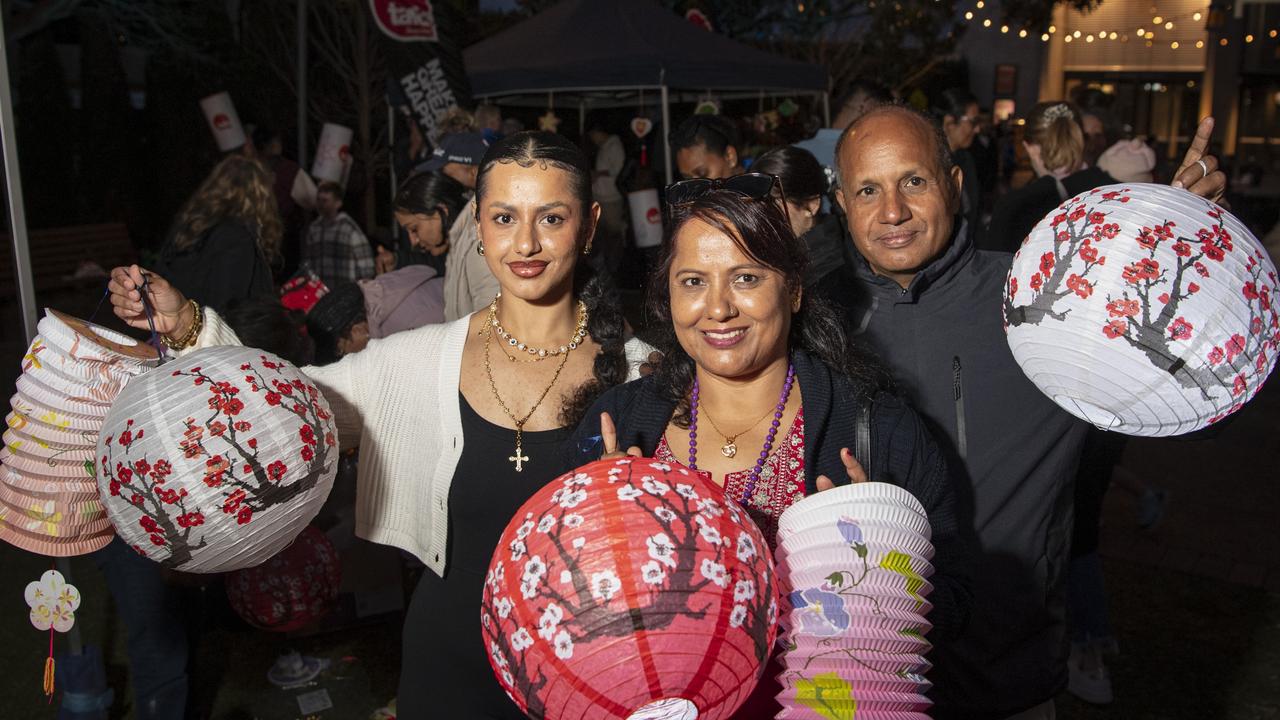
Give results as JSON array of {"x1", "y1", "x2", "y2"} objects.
[{"x1": 477, "y1": 243, "x2": 485, "y2": 257}]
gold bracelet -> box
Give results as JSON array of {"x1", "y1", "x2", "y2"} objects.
[{"x1": 161, "y1": 300, "x2": 203, "y2": 350}]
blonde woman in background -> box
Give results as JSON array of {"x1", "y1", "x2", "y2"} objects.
[
  {"x1": 981, "y1": 101, "x2": 1116, "y2": 253},
  {"x1": 156, "y1": 154, "x2": 282, "y2": 311}
]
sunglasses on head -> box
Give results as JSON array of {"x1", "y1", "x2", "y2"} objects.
[{"x1": 665, "y1": 172, "x2": 781, "y2": 207}]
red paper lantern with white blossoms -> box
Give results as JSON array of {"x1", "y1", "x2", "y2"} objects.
[
  {"x1": 482, "y1": 457, "x2": 778, "y2": 720},
  {"x1": 1004, "y1": 184, "x2": 1279, "y2": 435},
  {"x1": 226, "y1": 525, "x2": 341, "y2": 632},
  {"x1": 96, "y1": 347, "x2": 338, "y2": 572}
]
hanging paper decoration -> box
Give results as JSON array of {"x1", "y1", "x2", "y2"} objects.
[
  {"x1": 694, "y1": 98, "x2": 720, "y2": 116},
  {"x1": 26, "y1": 569, "x2": 82, "y2": 699},
  {"x1": 226, "y1": 525, "x2": 341, "y2": 632},
  {"x1": 1004, "y1": 184, "x2": 1279, "y2": 436},
  {"x1": 96, "y1": 346, "x2": 338, "y2": 572},
  {"x1": 0, "y1": 311, "x2": 159, "y2": 557},
  {"x1": 483, "y1": 457, "x2": 778, "y2": 720},
  {"x1": 538, "y1": 110, "x2": 561, "y2": 133},
  {"x1": 630, "y1": 117, "x2": 653, "y2": 139},
  {"x1": 774, "y1": 482, "x2": 935, "y2": 719}
]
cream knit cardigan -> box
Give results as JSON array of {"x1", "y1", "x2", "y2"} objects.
[{"x1": 191, "y1": 309, "x2": 650, "y2": 577}]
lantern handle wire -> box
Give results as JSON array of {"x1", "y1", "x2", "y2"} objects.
[{"x1": 136, "y1": 274, "x2": 167, "y2": 365}]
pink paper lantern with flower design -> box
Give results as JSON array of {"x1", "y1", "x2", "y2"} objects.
[
  {"x1": 1004, "y1": 184, "x2": 1279, "y2": 436},
  {"x1": 482, "y1": 457, "x2": 778, "y2": 720},
  {"x1": 0, "y1": 310, "x2": 159, "y2": 557},
  {"x1": 96, "y1": 346, "x2": 337, "y2": 572}
]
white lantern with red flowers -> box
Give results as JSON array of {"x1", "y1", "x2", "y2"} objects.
[
  {"x1": 96, "y1": 346, "x2": 337, "y2": 572},
  {"x1": 1003, "y1": 184, "x2": 1279, "y2": 436}
]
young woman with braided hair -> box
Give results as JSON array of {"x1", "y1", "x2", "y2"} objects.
[{"x1": 108, "y1": 131, "x2": 652, "y2": 718}]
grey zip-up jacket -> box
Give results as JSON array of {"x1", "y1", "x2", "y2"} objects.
[{"x1": 848, "y1": 223, "x2": 1087, "y2": 719}]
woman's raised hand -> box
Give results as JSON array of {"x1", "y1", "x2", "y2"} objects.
[
  {"x1": 599, "y1": 412, "x2": 643, "y2": 460},
  {"x1": 108, "y1": 265, "x2": 192, "y2": 336},
  {"x1": 816, "y1": 447, "x2": 868, "y2": 491}
]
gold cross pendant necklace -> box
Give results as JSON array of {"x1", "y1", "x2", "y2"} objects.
[{"x1": 483, "y1": 297, "x2": 584, "y2": 472}]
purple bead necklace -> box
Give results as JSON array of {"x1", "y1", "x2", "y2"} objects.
[{"x1": 687, "y1": 362, "x2": 796, "y2": 506}]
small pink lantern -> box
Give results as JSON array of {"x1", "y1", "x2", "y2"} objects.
[
  {"x1": 226, "y1": 526, "x2": 341, "y2": 632},
  {"x1": 483, "y1": 457, "x2": 778, "y2": 720},
  {"x1": 0, "y1": 310, "x2": 158, "y2": 557},
  {"x1": 1004, "y1": 184, "x2": 1279, "y2": 435},
  {"x1": 774, "y1": 483, "x2": 935, "y2": 719},
  {"x1": 96, "y1": 346, "x2": 337, "y2": 572}
]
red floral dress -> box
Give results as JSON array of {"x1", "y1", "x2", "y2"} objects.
[{"x1": 655, "y1": 407, "x2": 806, "y2": 548}]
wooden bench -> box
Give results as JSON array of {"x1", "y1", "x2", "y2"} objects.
[{"x1": 0, "y1": 223, "x2": 135, "y2": 299}]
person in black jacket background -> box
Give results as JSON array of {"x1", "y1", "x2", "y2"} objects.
[
  {"x1": 565, "y1": 179, "x2": 974, "y2": 718},
  {"x1": 154, "y1": 154, "x2": 280, "y2": 312}
]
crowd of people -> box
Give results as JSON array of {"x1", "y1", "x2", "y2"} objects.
[{"x1": 98, "y1": 82, "x2": 1229, "y2": 720}]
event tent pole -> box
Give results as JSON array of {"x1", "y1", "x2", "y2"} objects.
[
  {"x1": 0, "y1": 16, "x2": 83, "y2": 657},
  {"x1": 823, "y1": 91, "x2": 831, "y2": 128},
  {"x1": 660, "y1": 80, "x2": 672, "y2": 186},
  {"x1": 297, "y1": 0, "x2": 308, "y2": 168},
  {"x1": 0, "y1": 20, "x2": 37, "y2": 342}
]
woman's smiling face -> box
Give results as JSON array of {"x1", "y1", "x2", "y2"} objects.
[{"x1": 667, "y1": 216, "x2": 797, "y2": 382}]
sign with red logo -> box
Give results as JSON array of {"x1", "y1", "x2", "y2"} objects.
[
  {"x1": 212, "y1": 114, "x2": 231, "y2": 131},
  {"x1": 369, "y1": 0, "x2": 438, "y2": 42}
]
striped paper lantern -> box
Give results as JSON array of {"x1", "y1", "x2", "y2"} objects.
[
  {"x1": 483, "y1": 457, "x2": 778, "y2": 720},
  {"x1": 0, "y1": 310, "x2": 158, "y2": 556},
  {"x1": 1004, "y1": 184, "x2": 1279, "y2": 435},
  {"x1": 96, "y1": 346, "x2": 337, "y2": 572},
  {"x1": 774, "y1": 483, "x2": 935, "y2": 720}
]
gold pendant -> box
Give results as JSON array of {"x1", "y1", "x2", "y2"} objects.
[
  {"x1": 510, "y1": 444, "x2": 529, "y2": 472},
  {"x1": 721, "y1": 442, "x2": 737, "y2": 458},
  {"x1": 510, "y1": 429, "x2": 529, "y2": 472}
]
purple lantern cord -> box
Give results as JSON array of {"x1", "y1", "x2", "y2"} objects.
[
  {"x1": 688, "y1": 362, "x2": 795, "y2": 506},
  {"x1": 137, "y1": 275, "x2": 167, "y2": 364}
]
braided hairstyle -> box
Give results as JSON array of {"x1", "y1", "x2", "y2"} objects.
[{"x1": 473, "y1": 131, "x2": 628, "y2": 426}]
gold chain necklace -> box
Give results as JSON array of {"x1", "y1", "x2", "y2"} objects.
[
  {"x1": 699, "y1": 402, "x2": 779, "y2": 459},
  {"x1": 483, "y1": 324, "x2": 577, "y2": 472}
]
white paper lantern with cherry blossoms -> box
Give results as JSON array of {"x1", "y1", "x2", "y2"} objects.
[
  {"x1": 1003, "y1": 184, "x2": 1278, "y2": 436},
  {"x1": 96, "y1": 347, "x2": 337, "y2": 572}
]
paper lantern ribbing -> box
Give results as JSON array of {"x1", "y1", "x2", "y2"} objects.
[
  {"x1": 226, "y1": 526, "x2": 341, "y2": 632},
  {"x1": 1004, "y1": 184, "x2": 1279, "y2": 435},
  {"x1": 483, "y1": 457, "x2": 778, "y2": 720},
  {"x1": 775, "y1": 483, "x2": 935, "y2": 719},
  {"x1": 0, "y1": 311, "x2": 159, "y2": 557},
  {"x1": 96, "y1": 346, "x2": 337, "y2": 572}
]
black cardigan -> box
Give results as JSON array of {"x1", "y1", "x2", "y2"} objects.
[{"x1": 562, "y1": 349, "x2": 973, "y2": 640}]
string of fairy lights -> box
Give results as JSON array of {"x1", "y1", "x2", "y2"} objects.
[{"x1": 958, "y1": 1, "x2": 1280, "y2": 50}]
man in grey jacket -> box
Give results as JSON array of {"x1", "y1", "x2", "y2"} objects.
[{"x1": 831, "y1": 105, "x2": 1225, "y2": 719}]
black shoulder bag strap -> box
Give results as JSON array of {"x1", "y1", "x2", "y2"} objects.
[{"x1": 854, "y1": 394, "x2": 874, "y2": 482}]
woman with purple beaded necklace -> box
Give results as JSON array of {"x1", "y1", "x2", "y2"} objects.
[{"x1": 563, "y1": 178, "x2": 973, "y2": 716}]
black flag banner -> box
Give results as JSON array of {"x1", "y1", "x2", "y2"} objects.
[{"x1": 371, "y1": 0, "x2": 473, "y2": 142}]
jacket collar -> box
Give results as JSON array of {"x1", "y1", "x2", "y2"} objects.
[{"x1": 852, "y1": 219, "x2": 975, "y2": 303}]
